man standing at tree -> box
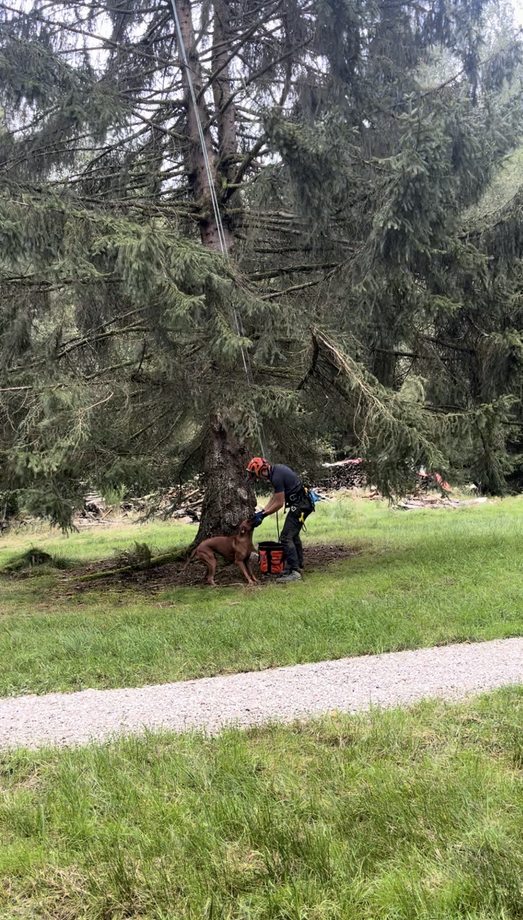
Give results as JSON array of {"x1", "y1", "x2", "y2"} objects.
[{"x1": 246, "y1": 457, "x2": 314, "y2": 583}]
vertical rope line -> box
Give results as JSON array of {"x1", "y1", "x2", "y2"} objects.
[
  {"x1": 232, "y1": 307, "x2": 268, "y2": 456},
  {"x1": 170, "y1": 0, "x2": 268, "y2": 458},
  {"x1": 169, "y1": 0, "x2": 228, "y2": 256}
]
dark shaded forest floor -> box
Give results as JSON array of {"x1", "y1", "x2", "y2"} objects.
[{"x1": 72, "y1": 543, "x2": 358, "y2": 592}]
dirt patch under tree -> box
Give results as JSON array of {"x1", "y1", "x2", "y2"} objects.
[{"x1": 71, "y1": 542, "x2": 358, "y2": 592}]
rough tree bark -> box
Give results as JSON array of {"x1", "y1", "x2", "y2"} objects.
[
  {"x1": 211, "y1": 0, "x2": 244, "y2": 239},
  {"x1": 176, "y1": 0, "x2": 234, "y2": 252},
  {"x1": 195, "y1": 415, "x2": 256, "y2": 542}
]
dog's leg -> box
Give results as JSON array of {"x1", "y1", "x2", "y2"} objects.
[
  {"x1": 193, "y1": 548, "x2": 218, "y2": 586},
  {"x1": 203, "y1": 551, "x2": 218, "y2": 587},
  {"x1": 245, "y1": 555, "x2": 258, "y2": 584},
  {"x1": 236, "y1": 558, "x2": 257, "y2": 586}
]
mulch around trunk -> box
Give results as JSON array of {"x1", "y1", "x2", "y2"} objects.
[{"x1": 74, "y1": 543, "x2": 357, "y2": 593}]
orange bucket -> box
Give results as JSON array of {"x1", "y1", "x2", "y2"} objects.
[{"x1": 258, "y1": 541, "x2": 285, "y2": 575}]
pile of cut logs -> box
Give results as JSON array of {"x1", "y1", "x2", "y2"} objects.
[
  {"x1": 320, "y1": 459, "x2": 366, "y2": 490},
  {"x1": 119, "y1": 478, "x2": 204, "y2": 523},
  {"x1": 164, "y1": 486, "x2": 202, "y2": 523}
]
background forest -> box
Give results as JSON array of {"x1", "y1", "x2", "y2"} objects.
[{"x1": 1, "y1": 0, "x2": 523, "y2": 535}]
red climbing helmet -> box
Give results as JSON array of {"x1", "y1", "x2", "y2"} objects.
[{"x1": 246, "y1": 457, "x2": 271, "y2": 479}]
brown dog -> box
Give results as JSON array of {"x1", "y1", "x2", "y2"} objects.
[{"x1": 184, "y1": 518, "x2": 257, "y2": 586}]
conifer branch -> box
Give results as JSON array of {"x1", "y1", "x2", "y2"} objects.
[
  {"x1": 0, "y1": 386, "x2": 33, "y2": 392},
  {"x1": 0, "y1": 2, "x2": 172, "y2": 66},
  {"x1": 219, "y1": 39, "x2": 311, "y2": 117},
  {"x1": 83, "y1": 356, "x2": 152, "y2": 381},
  {"x1": 229, "y1": 134, "x2": 268, "y2": 193},
  {"x1": 81, "y1": 392, "x2": 114, "y2": 413},
  {"x1": 259, "y1": 261, "x2": 341, "y2": 299},
  {"x1": 422, "y1": 336, "x2": 475, "y2": 354},
  {"x1": 128, "y1": 406, "x2": 174, "y2": 442},
  {"x1": 57, "y1": 325, "x2": 148, "y2": 360},
  {"x1": 248, "y1": 262, "x2": 339, "y2": 281},
  {"x1": 58, "y1": 308, "x2": 149, "y2": 351},
  {"x1": 197, "y1": 12, "x2": 279, "y2": 102},
  {"x1": 420, "y1": 30, "x2": 523, "y2": 99}
]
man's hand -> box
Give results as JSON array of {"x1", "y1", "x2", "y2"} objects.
[
  {"x1": 261, "y1": 491, "x2": 285, "y2": 516},
  {"x1": 253, "y1": 511, "x2": 265, "y2": 528}
]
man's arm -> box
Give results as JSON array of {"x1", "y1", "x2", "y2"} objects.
[{"x1": 262, "y1": 492, "x2": 285, "y2": 516}]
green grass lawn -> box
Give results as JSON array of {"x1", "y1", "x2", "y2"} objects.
[
  {"x1": 1, "y1": 496, "x2": 523, "y2": 697},
  {"x1": 2, "y1": 502, "x2": 523, "y2": 920},
  {"x1": 2, "y1": 688, "x2": 523, "y2": 919}
]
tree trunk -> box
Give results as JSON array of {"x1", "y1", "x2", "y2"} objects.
[
  {"x1": 212, "y1": 0, "x2": 242, "y2": 237},
  {"x1": 371, "y1": 347, "x2": 396, "y2": 388},
  {"x1": 195, "y1": 414, "x2": 256, "y2": 542},
  {"x1": 175, "y1": 1, "x2": 247, "y2": 540},
  {"x1": 175, "y1": 0, "x2": 234, "y2": 252},
  {"x1": 212, "y1": 0, "x2": 237, "y2": 175}
]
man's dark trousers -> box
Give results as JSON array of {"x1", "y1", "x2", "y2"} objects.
[{"x1": 280, "y1": 504, "x2": 312, "y2": 572}]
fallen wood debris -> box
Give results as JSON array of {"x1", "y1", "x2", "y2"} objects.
[
  {"x1": 321, "y1": 458, "x2": 366, "y2": 490},
  {"x1": 78, "y1": 547, "x2": 187, "y2": 581},
  {"x1": 0, "y1": 471, "x2": 494, "y2": 536},
  {"x1": 400, "y1": 496, "x2": 489, "y2": 510}
]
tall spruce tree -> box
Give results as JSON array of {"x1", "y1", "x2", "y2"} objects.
[{"x1": 0, "y1": 0, "x2": 522, "y2": 532}]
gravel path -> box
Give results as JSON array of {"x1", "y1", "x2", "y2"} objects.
[{"x1": 1, "y1": 637, "x2": 523, "y2": 749}]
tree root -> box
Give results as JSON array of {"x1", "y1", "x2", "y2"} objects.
[{"x1": 77, "y1": 547, "x2": 189, "y2": 582}]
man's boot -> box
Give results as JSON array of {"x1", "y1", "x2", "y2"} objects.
[{"x1": 276, "y1": 569, "x2": 302, "y2": 583}]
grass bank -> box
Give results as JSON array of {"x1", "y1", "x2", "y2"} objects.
[
  {"x1": 2, "y1": 687, "x2": 523, "y2": 919},
  {"x1": 1, "y1": 497, "x2": 523, "y2": 696}
]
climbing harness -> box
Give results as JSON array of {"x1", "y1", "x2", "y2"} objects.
[{"x1": 285, "y1": 485, "x2": 316, "y2": 532}]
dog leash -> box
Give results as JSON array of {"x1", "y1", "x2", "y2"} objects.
[{"x1": 276, "y1": 510, "x2": 280, "y2": 541}]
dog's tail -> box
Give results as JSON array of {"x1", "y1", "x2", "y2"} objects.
[{"x1": 183, "y1": 548, "x2": 197, "y2": 571}]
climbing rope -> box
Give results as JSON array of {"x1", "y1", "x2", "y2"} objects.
[
  {"x1": 169, "y1": 0, "x2": 268, "y2": 459},
  {"x1": 169, "y1": 0, "x2": 228, "y2": 256}
]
